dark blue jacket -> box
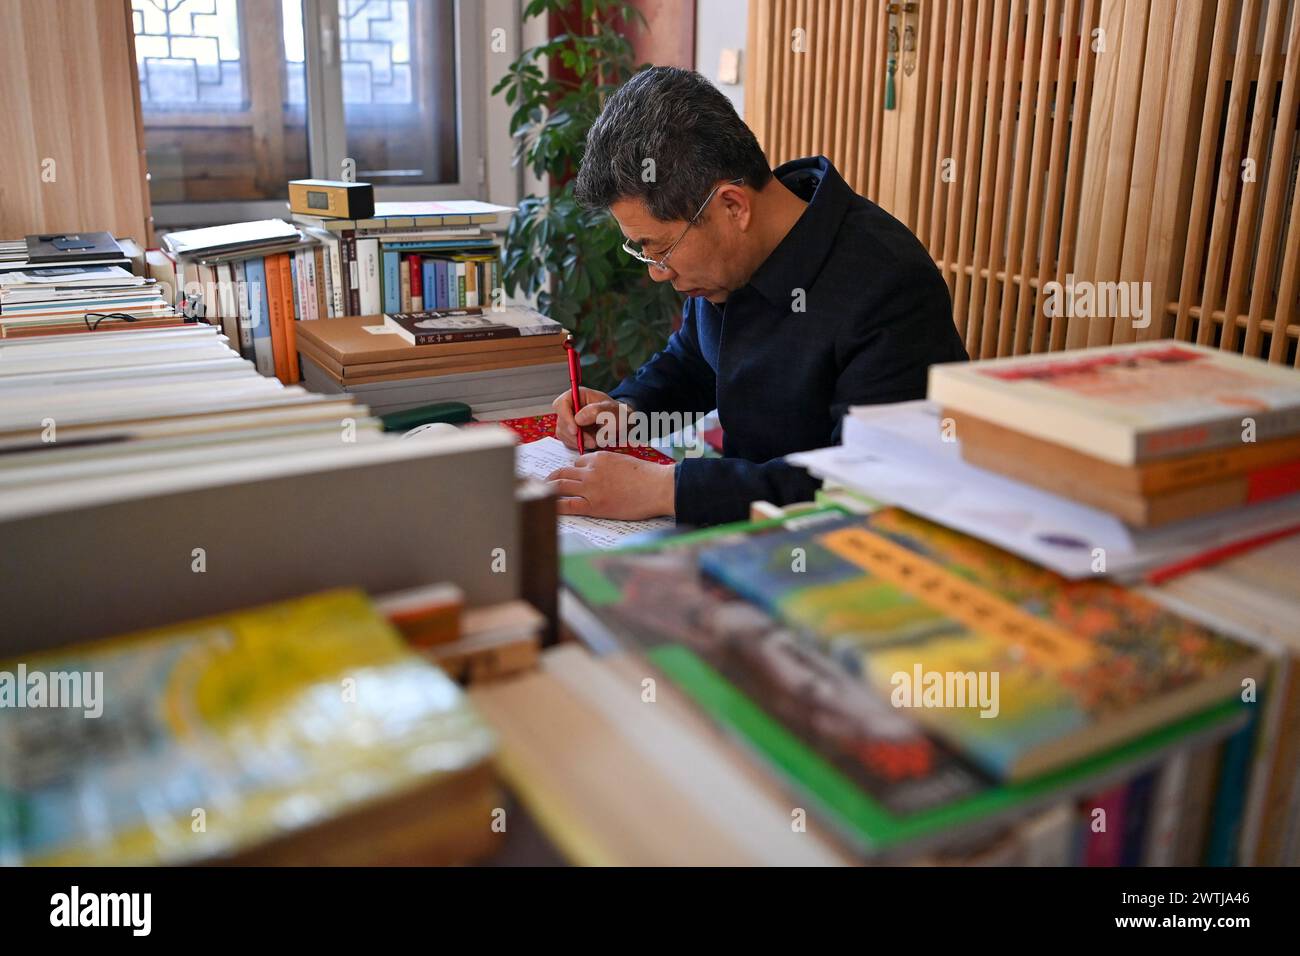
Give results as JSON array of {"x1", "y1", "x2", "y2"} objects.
[{"x1": 610, "y1": 156, "x2": 968, "y2": 526}]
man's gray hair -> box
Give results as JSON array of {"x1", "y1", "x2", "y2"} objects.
[{"x1": 574, "y1": 66, "x2": 773, "y2": 222}]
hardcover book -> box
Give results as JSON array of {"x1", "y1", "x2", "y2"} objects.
[
  {"x1": 25, "y1": 232, "x2": 123, "y2": 264},
  {"x1": 928, "y1": 340, "x2": 1300, "y2": 464}
]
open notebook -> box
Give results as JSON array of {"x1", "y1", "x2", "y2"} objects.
[{"x1": 515, "y1": 436, "x2": 674, "y2": 551}]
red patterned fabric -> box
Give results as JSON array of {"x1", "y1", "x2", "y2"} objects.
[{"x1": 485, "y1": 413, "x2": 674, "y2": 464}]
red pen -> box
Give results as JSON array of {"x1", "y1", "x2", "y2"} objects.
[
  {"x1": 1144, "y1": 521, "x2": 1300, "y2": 586},
  {"x1": 564, "y1": 334, "x2": 585, "y2": 454}
]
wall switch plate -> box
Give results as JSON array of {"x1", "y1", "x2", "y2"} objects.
[{"x1": 718, "y1": 48, "x2": 741, "y2": 85}]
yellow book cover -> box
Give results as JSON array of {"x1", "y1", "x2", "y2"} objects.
[{"x1": 0, "y1": 589, "x2": 495, "y2": 865}]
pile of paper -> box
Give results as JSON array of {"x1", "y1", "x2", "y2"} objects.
[{"x1": 788, "y1": 400, "x2": 1300, "y2": 579}]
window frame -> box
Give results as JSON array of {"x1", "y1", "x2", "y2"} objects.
[{"x1": 147, "y1": 0, "x2": 487, "y2": 228}]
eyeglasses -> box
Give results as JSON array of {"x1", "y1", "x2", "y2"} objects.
[{"x1": 621, "y1": 177, "x2": 744, "y2": 272}]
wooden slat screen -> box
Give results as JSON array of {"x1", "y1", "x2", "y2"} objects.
[
  {"x1": 747, "y1": 0, "x2": 889, "y2": 202},
  {"x1": 1167, "y1": 0, "x2": 1300, "y2": 365},
  {"x1": 745, "y1": 0, "x2": 1300, "y2": 365}
]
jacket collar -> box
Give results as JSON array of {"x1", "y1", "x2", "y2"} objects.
[{"x1": 746, "y1": 156, "x2": 853, "y2": 311}]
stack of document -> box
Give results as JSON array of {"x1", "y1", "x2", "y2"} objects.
[
  {"x1": 788, "y1": 400, "x2": 1300, "y2": 580},
  {"x1": 0, "y1": 236, "x2": 143, "y2": 273},
  {"x1": 160, "y1": 218, "x2": 303, "y2": 259},
  {"x1": 0, "y1": 263, "x2": 179, "y2": 337},
  {"x1": 0, "y1": 324, "x2": 383, "y2": 516}
]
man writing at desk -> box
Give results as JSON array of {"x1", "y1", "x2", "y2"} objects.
[{"x1": 548, "y1": 66, "x2": 967, "y2": 526}]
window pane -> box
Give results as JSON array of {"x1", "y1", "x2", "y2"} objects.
[
  {"x1": 133, "y1": 0, "x2": 310, "y2": 204},
  {"x1": 339, "y1": 0, "x2": 459, "y2": 186}
]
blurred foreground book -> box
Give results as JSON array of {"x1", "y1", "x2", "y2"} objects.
[{"x1": 0, "y1": 590, "x2": 500, "y2": 866}]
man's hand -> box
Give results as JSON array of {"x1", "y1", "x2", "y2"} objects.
[
  {"x1": 551, "y1": 387, "x2": 634, "y2": 452},
  {"x1": 546, "y1": 451, "x2": 676, "y2": 520}
]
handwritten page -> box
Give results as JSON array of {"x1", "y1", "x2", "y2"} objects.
[{"x1": 515, "y1": 437, "x2": 676, "y2": 551}]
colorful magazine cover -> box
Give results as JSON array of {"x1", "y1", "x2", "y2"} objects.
[
  {"x1": 0, "y1": 589, "x2": 495, "y2": 865},
  {"x1": 561, "y1": 509, "x2": 1248, "y2": 855},
  {"x1": 696, "y1": 509, "x2": 1262, "y2": 781}
]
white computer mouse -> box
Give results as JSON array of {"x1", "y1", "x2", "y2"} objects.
[{"x1": 401, "y1": 421, "x2": 461, "y2": 441}]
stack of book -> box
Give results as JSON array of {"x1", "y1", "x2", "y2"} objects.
[
  {"x1": 471, "y1": 642, "x2": 854, "y2": 865},
  {"x1": 785, "y1": 344, "x2": 1300, "y2": 582},
  {"x1": 294, "y1": 307, "x2": 571, "y2": 420},
  {"x1": 378, "y1": 583, "x2": 547, "y2": 684},
  {"x1": 1152, "y1": 531, "x2": 1300, "y2": 865},
  {"x1": 558, "y1": 504, "x2": 1263, "y2": 863},
  {"x1": 0, "y1": 233, "x2": 178, "y2": 338},
  {"x1": 920, "y1": 342, "x2": 1300, "y2": 866},
  {"x1": 542, "y1": 340, "x2": 1300, "y2": 864},
  {"x1": 721, "y1": 339, "x2": 1300, "y2": 865},
  {"x1": 0, "y1": 324, "x2": 381, "y2": 481},
  {"x1": 152, "y1": 218, "x2": 317, "y2": 384},
  {"x1": 292, "y1": 199, "x2": 512, "y2": 316},
  {"x1": 147, "y1": 202, "x2": 516, "y2": 389},
  {"x1": 0, "y1": 233, "x2": 145, "y2": 274},
  {"x1": 1, "y1": 318, "x2": 568, "y2": 864},
  {"x1": 928, "y1": 341, "x2": 1300, "y2": 527}
]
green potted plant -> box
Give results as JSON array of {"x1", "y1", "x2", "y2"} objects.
[{"x1": 493, "y1": 0, "x2": 681, "y2": 391}]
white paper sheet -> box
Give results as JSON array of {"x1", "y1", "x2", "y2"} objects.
[
  {"x1": 515, "y1": 436, "x2": 676, "y2": 551},
  {"x1": 788, "y1": 401, "x2": 1300, "y2": 580}
]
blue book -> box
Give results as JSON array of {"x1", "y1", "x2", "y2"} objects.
[
  {"x1": 244, "y1": 257, "x2": 275, "y2": 378},
  {"x1": 428, "y1": 259, "x2": 441, "y2": 309},
  {"x1": 289, "y1": 255, "x2": 299, "y2": 319},
  {"x1": 382, "y1": 250, "x2": 401, "y2": 313},
  {"x1": 1205, "y1": 701, "x2": 1260, "y2": 866},
  {"x1": 436, "y1": 260, "x2": 449, "y2": 309},
  {"x1": 422, "y1": 259, "x2": 437, "y2": 309},
  {"x1": 378, "y1": 239, "x2": 498, "y2": 251}
]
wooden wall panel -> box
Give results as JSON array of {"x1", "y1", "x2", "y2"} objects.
[
  {"x1": 1025, "y1": 0, "x2": 1081, "y2": 353},
  {"x1": 746, "y1": 0, "x2": 886, "y2": 202},
  {"x1": 1069, "y1": 0, "x2": 1148, "y2": 348},
  {"x1": 1192, "y1": 0, "x2": 1262, "y2": 349},
  {"x1": 1135, "y1": 0, "x2": 1217, "y2": 345},
  {"x1": 746, "y1": 0, "x2": 1106, "y2": 358},
  {"x1": 914, "y1": 0, "x2": 1103, "y2": 357},
  {"x1": 745, "y1": 0, "x2": 1300, "y2": 366},
  {"x1": 1248, "y1": 1, "x2": 1300, "y2": 360},
  {"x1": 0, "y1": 0, "x2": 152, "y2": 244},
  {"x1": 1169, "y1": 0, "x2": 1300, "y2": 365}
]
